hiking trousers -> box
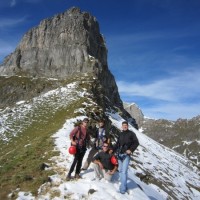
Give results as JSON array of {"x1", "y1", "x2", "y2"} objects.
[
  {"x1": 82, "y1": 147, "x2": 98, "y2": 169},
  {"x1": 91, "y1": 163, "x2": 113, "y2": 181},
  {"x1": 118, "y1": 154, "x2": 130, "y2": 193},
  {"x1": 68, "y1": 148, "x2": 86, "y2": 176}
]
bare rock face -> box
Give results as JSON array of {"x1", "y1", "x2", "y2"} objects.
[
  {"x1": 0, "y1": 7, "x2": 125, "y2": 111},
  {"x1": 123, "y1": 102, "x2": 144, "y2": 127},
  {"x1": 0, "y1": 7, "x2": 107, "y2": 78}
]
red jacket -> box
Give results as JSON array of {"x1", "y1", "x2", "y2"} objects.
[{"x1": 70, "y1": 126, "x2": 89, "y2": 148}]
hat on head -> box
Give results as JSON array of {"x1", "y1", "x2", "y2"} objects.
[{"x1": 82, "y1": 118, "x2": 89, "y2": 122}]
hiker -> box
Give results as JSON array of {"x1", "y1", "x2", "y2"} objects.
[
  {"x1": 91, "y1": 142, "x2": 117, "y2": 181},
  {"x1": 66, "y1": 118, "x2": 90, "y2": 180},
  {"x1": 82, "y1": 119, "x2": 110, "y2": 170},
  {"x1": 113, "y1": 121, "x2": 139, "y2": 194}
]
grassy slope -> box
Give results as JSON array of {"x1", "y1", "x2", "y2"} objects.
[{"x1": 0, "y1": 75, "x2": 95, "y2": 199}]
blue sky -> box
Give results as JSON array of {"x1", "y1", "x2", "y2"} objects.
[{"x1": 1, "y1": 0, "x2": 200, "y2": 120}]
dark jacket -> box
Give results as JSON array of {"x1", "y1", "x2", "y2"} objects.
[
  {"x1": 113, "y1": 129, "x2": 139, "y2": 154},
  {"x1": 93, "y1": 151, "x2": 114, "y2": 170}
]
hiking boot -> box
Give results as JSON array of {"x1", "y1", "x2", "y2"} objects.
[
  {"x1": 91, "y1": 176, "x2": 101, "y2": 181},
  {"x1": 66, "y1": 174, "x2": 71, "y2": 181},
  {"x1": 75, "y1": 173, "x2": 82, "y2": 179}
]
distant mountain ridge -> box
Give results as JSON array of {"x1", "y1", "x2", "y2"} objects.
[{"x1": 124, "y1": 102, "x2": 200, "y2": 167}]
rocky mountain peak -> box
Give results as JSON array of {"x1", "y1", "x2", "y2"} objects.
[
  {"x1": 0, "y1": 7, "x2": 138, "y2": 127},
  {"x1": 0, "y1": 7, "x2": 107, "y2": 78},
  {"x1": 0, "y1": 7, "x2": 132, "y2": 117},
  {"x1": 123, "y1": 102, "x2": 144, "y2": 127}
]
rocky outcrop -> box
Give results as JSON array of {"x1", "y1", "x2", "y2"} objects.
[
  {"x1": 0, "y1": 7, "x2": 136, "y2": 126},
  {"x1": 0, "y1": 7, "x2": 107, "y2": 78},
  {"x1": 123, "y1": 102, "x2": 144, "y2": 127}
]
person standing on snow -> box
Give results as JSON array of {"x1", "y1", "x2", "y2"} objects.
[
  {"x1": 113, "y1": 121, "x2": 139, "y2": 194},
  {"x1": 66, "y1": 118, "x2": 90, "y2": 180}
]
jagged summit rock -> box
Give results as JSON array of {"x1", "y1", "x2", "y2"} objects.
[
  {"x1": 123, "y1": 102, "x2": 144, "y2": 127},
  {"x1": 0, "y1": 7, "x2": 129, "y2": 115},
  {"x1": 0, "y1": 7, "x2": 107, "y2": 78}
]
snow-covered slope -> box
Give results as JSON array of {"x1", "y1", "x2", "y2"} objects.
[
  {"x1": 124, "y1": 102, "x2": 200, "y2": 166},
  {"x1": 108, "y1": 112, "x2": 200, "y2": 199},
  {"x1": 1, "y1": 77, "x2": 199, "y2": 200},
  {"x1": 15, "y1": 114, "x2": 200, "y2": 200},
  {"x1": 14, "y1": 117, "x2": 159, "y2": 200}
]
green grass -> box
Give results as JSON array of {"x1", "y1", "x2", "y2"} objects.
[
  {"x1": 0, "y1": 99, "x2": 89, "y2": 199},
  {"x1": 0, "y1": 95, "x2": 90, "y2": 198},
  {"x1": 0, "y1": 74, "x2": 105, "y2": 199},
  {"x1": 0, "y1": 107, "x2": 69, "y2": 199}
]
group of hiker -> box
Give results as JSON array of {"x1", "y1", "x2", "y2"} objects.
[{"x1": 66, "y1": 118, "x2": 139, "y2": 194}]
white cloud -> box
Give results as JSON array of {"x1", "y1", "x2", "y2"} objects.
[
  {"x1": 0, "y1": 17, "x2": 26, "y2": 29},
  {"x1": 117, "y1": 68, "x2": 200, "y2": 119},
  {"x1": 5, "y1": 0, "x2": 42, "y2": 8},
  {"x1": 143, "y1": 102, "x2": 200, "y2": 120},
  {"x1": 117, "y1": 68, "x2": 200, "y2": 102}
]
